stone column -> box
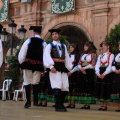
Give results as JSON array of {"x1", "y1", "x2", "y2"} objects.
[{"x1": 93, "y1": 2, "x2": 109, "y2": 54}]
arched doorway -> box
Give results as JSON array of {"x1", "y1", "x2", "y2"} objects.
[
  {"x1": 59, "y1": 25, "x2": 89, "y2": 51},
  {"x1": 44, "y1": 24, "x2": 90, "y2": 52}
]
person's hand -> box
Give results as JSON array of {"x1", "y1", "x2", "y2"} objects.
[
  {"x1": 68, "y1": 72, "x2": 72, "y2": 76},
  {"x1": 97, "y1": 74, "x2": 102, "y2": 79},
  {"x1": 101, "y1": 74, "x2": 106, "y2": 79},
  {"x1": 81, "y1": 68, "x2": 86, "y2": 74},
  {"x1": 82, "y1": 71, "x2": 86, "y2": 74},
  {"x1": 81, "y1": 68, "x2": 85, "y2": 72},
  {"x1": 115, "y1": 70, "x2": 120, "y2": 74},
  {"x1": 51, "y1": 67, "x2": 57, "y2": 73},
  {"x1": 118, "y1": 70, "x2": 120, "y2": 74}
]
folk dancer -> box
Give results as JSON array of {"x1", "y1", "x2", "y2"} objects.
[
  {"x1": 18, "y1": 26, "x2": 47, "y2": 108},
  {"x1": 43, "y1": 28, "x2": 72, "y2": 112}
]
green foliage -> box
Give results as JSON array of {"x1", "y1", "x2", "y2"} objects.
[
  {"x1": 105, "y1": 24, "x2": 120, "y2": 53},
  {"x1": 5, "y1": 38, "x2": 27, "y2": 90},
  {"x1": 46, "y1": 35, "x2": 69, "y2": 47}
]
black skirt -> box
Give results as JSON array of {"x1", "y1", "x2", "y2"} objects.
[
  {"x1": 76, "y1": 69, "x2": 95, "y2": 104},
  {"x1": 95, "y1": 67, "x2": 113, "y2": 102},
  {"x1": 111, "y1": 65, "x2": 120, "y2": 103},
  {"x1": 68, "y1": 71, "x2": 79, "y2": 95}
]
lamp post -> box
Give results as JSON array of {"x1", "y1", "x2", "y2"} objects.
[
  {"x1": 8, "y1": 20, "x2": 17, "y2": 55},
  {"x1": 0, "y1": 28, "x2": 8, "y2": 45},
  {"x1": 18, "y1": 25, "x2": 27, "y2": 39}
]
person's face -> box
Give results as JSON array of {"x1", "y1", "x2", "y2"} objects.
[
  {"x1": 69, "y1": 46, "x2": 75, "y2": 53},
  {"x1": 102, "y1": 44, "x2": 109, "y2": 53},
  {"x1": 84, "y1": 45, "x2": 89, "y2": 51},
  {"x1": 51, "y1": 32, "x2": 59, "y2": 41}
]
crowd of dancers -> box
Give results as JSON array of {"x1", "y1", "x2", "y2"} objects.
[{"x1": 17, "y1": 26, "x2": 120, "y2": 112}]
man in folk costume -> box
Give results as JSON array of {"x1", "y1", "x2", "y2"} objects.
[
  {"x1": 0, "y1": 24, "x2": 3, "y2": 67},
  {"x1": 43, "y1": 28, "x2": 72, "y2": 112},
  {"x1": 18, "y1": 26, "x2": 47, "y2": 108}
]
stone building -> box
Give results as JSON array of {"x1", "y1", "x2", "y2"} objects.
[{"x1": 1, "y1": 0, "x2": 120, "y2": 53}]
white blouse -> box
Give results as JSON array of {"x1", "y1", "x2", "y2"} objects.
[
  {"x1": 95, "y1": 52, "x2": 114, "y2": 75},
  {"x1": 43, "y1": 40, "x2": 72, "y2": 71},
  {"x1": 18, "y1": 35, "x2": 47, "y2": 64},
  {"x1": 70, "y1": 54, "x2": 75, "y2": 68},
  {"x1": 112, "y1": 53, "x2": 120, "y2": 72},
  {"x1": 71, "y1": 53, "x2": 96, "y2": 73}
]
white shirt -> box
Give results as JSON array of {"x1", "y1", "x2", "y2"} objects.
[
  {"x1": 95, "y1": 52, "x2": 114, "y2": 75},
  {"x1": 69, "y1": 54, "x2": 75, "y2": 68},
  {"x1": 0, "y1": 40, "x2": 3, "y2": 67},
  {"x1": 43, "y1": 40, "x2": 72, "y2": 71},
  {"x1": 112, "y1": 53, "x2": 120, "y2": 72},
  {"x1": 71, "y1": 53, "x2": 96, "y2": 73},
  {"x1": 18, "y1": 35, "x2": 47, "y2": 64}
]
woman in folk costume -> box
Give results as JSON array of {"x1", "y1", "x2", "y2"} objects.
[
  {"x1": 43, "y1": 28, "x2": 72, "y2": 112},
  {"x1": 68, "y1": 41, "x2": 97, "y2": 109},
  {"x1": 95, "y1": 41, "x2": 114, "y2": 111},
  {"x1": 111, "y1": 41, "x2": 120, "y2": 112},
  {"x1": 66, "y1": 43, "x2": 80, "y2": 108}
]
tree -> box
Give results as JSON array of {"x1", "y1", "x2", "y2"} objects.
[
  {"x1": 105, "y1": 24, "x2": 120, "y2": 53},
  {"x1": 5, "y1": 38, "x2": 26, "y2": 91}
]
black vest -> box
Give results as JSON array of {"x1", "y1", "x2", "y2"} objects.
[
  {"x1": 49, "y1": 42, "x2": 69, "y2": 73},
  {"x1": 19, "y1": 37, "x2": 44, "y2": 72},
  {"x1": 50, "y1": 42, "x2": 65, "y2": 59}
]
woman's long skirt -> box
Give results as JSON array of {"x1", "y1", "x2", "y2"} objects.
[
  {"x1": 111, "y1": 65, "x2": 120, "y2": 103},
  {"x1": 95, "y1": 67, "x2": 113, "y2": 102},
  {"x1": 76, "y1": 69, "x2": 96, "y2": 104}
]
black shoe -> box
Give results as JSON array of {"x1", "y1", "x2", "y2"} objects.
[
  {"x1": 42, "y1": 103, "x2": 47, "y2": 107},
  {"x1": 66, "y1": 105, "x2": 71, "y2": 108},
  {"x1": 85, "y1": 105, "x2": 90, "y2": 109},
  {"x1": 115, "y1": 109, "x2": 120, "y2": 112},
  {"x1": 38, "y1": 103, "x2": 42, "y2": 106},
  {"x1": 34, "y1": 102, "x2": 38, "y2": 106},
  {"x1": 55, "y1": 108, "x2": 67, "y2": 112},
  {"x1": 80, "y1": 106, "x2": 86, "y2": 109},
  {"x1": 24, "y1": 102, "x2": 31, "y2": 108},
  {"x1": 98, "y1": 107, "x2": 103, "y2": 110},
  {"x1": 52, "y1": 104, "x2": 56, "y2": 107},
  {"x1": 102, "y1": 107, "x2": 107, "y2": 111},
  {"x1": 70, "y1": 105, "x2": 75, "y2": 108}
]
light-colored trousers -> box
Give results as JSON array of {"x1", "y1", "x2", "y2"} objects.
[
  {"x1": 23, "y1": 70, "x2": 41, "y2": 85},
  {"x1": 49, "y1": 71, "x2": 69, "y2": 91}
]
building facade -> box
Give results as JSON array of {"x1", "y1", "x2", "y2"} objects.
[{"x1": 1, "y1": 0, "x2": 120, "y2": 53}]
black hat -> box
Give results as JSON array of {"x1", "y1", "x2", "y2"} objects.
[
  {"x1": 48, "y1": 28, "x2": 61, "y2": 34},
  {"x1": 100, "y1": 41, "x2": 110, "y2": 47},
  {"x1": 0, "y1": 24, "x2": 3, "y2": 34},
  {"x1": 29, "y1": 26, "x2": 42, "y2": 32}
]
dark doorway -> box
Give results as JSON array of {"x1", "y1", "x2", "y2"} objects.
[{"x1": 59, "y1": 25, "x2": 89, "y2": 52}]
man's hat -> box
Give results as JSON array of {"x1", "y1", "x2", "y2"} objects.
[
  {"x1": 29, "y1": 26, "x2": 42, "y2": 32},
  {"x1": 0, "y1": 24, "x2": 3, "y2": 34},
  {"x1": 48, "y1": 28, "x2": 61, "y2": 34}
]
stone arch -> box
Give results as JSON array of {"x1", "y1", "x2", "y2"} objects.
[
  {"x1": 41, "y1": 13, "x2": 93, "y2": 42},
  {"x1": 108, "y1": 14, "x2": 120, "y2": 32},
  {"x1": 42, "y1": 22, "x2": 92, "y2": 42}
]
